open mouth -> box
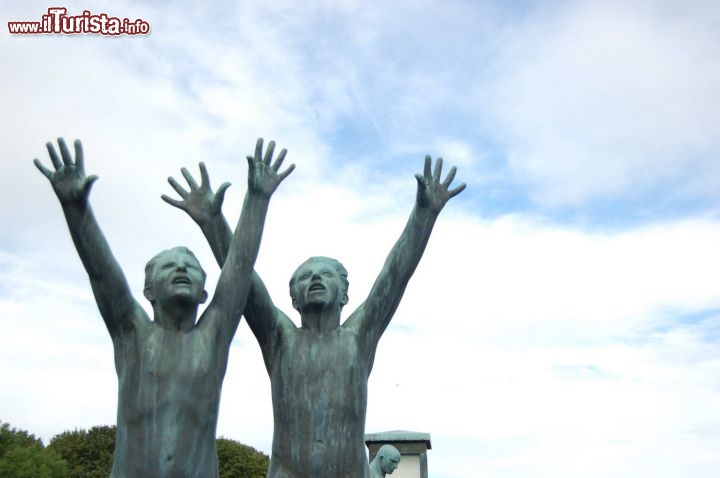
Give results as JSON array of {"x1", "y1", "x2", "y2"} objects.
[
  {"x1": 308, "y1": 283, "x2": 325, "y2": 292},
  {"x1": 172, "y1": 276, "x2": 192, "y2": 285}
]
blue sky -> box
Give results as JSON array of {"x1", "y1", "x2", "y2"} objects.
[{"x1": 2, "y1": 1, "x2": 720, "y2": 477}]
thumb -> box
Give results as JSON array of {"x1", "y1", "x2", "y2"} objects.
[
  {"x1": 216, "y1": 182, "x2": 231, "y2": 204},
  {"x1": 83, "y1": 175, "x2": 99, "y2": 195}
]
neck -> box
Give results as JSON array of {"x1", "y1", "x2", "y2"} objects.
[
  {"x1": 153, "y1": 301, "x2": 198, "y2": 332},
  {"x1": 300, "y1": 306, "x2": 341, "y2": 333}
]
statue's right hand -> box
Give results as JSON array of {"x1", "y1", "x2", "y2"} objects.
[
  {"x1": 34, "y1": 138, "x2": 98, "y2": 205},
  {"x1": 161, "y1": 162, "x2": 230, "y2": 226}
]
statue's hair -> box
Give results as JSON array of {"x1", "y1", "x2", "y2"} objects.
[
  {"x1": 377, "y1": 444, "x2": 401, "y2": 460},
  {"x1": 289, "y1": 256, "x2": 349, "y2": 307},
  {"x1": 144, "y1": 246, "x2": 207, "y2": 297}
]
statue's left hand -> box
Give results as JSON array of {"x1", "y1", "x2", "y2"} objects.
[
  {"x1": 415, "y1": 155, "x2": 466, "y2": 213},
  {"x1": 246, "y1": 138, "x2": 295, "y2": 197}
]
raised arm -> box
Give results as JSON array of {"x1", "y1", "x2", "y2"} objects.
[
  {"x1": 345, "y1": 155, "x2": 466, "y2": 347},
  {"x1": 194, "y1": 139, "x2": 294, "y2": 345},
  {"x1": 162, "y1": 142, "x2": 297, "y2": 351},
  {"x1": 34, "y1": 138, "x2": 145, "y2": 338}
]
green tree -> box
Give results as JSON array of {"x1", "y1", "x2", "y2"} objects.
[
  {"x1": 0, "y1": 421, "x2": 68, "y2": 478},
  {"x1": 216, "y1": 437, "x2": 269, "y2": 478},
  {"x1": 48, "y1": 425, "x2": 116, "y2": 478},
  {"x1": 0, "y1": 421, "x2": 42, "y2": 456}
]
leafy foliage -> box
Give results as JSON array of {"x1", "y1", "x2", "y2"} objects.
[
  {"x1": 216, "y1": 437, "x2": 269, "y2": 478},
  {"x1": 0, "y1": 421, "x2": 43, "y2": 456},
  {"x1": 48, "y1": 425, "x2": 116, "y2": 478},
  {"x1": 0, "y1": 421, "x2": 68, "y2": 478}
]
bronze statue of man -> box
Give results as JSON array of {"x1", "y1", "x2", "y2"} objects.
[
  {"x1": 35, "y1": 137, "x2": 293, "y2": 477},
  {"x1": 164, "y1": 147, "x2": 465, "y2": 477},
  {"x1": 370, "y1": 444, "x2": 402, "y2": 478}
]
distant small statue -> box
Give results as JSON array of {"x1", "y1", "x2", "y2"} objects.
[
  {"x1": 164, "y1": 146, "x2": 465, "y2": 477},
  {"x1": 34, "y1": 137, "x2": 293, "y2": 477},
  {"x1": 370, "y1": 445, "x2": 402, "y2": 478}
]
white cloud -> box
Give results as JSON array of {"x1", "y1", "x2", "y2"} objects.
[{"x1": 480, "y1": 0, "x2": 720, "y2": 207}]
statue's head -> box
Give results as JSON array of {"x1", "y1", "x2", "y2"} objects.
[
  {"x1": 289, "y1": 256, "x2": 349, "y2": 312},
  {"x1": 143, "y1": 246, "x2": 208, "y2": 307},
  {"x1": 376, "y1": 444, "x2": 401, "y2": 474}
]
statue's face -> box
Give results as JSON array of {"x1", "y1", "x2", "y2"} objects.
[
  {"x1": 148, "y1": 250, "x2": 206, "y2": 306},
  {"x1": 381, "y1": 454, "x2": 400, "y2": 474},
  {"x1": 291, "y1": 259, "x2": 348, "y2": 312}
]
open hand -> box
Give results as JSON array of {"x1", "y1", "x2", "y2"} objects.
[
  {"x1": 34, "y1": 138, "x2": 98, "y2": 205},
  {"x1": 162, "y1": 162, "x2": 230, "y2": 226},
  {"x1": 246, "y1": 138, "x2": 295, "y2": 197},
  {"x1": 415, "y1": 155, "x2": 466, "y2": 214}
]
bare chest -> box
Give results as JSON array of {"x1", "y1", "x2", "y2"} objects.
[{"x1": 116, "y1": 328, "x2": 223, "y2": 416}]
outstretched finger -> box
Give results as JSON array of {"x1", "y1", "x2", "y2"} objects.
[
  {"x1": 33, "y1": 159, "x2": 53, "y2": 179},
  {"x1": 181, "y1": 167, "x2": 199, "y2": 190},
  {"x1": 254, "y1": 138, "x2": 264, "y2": 161},
  {"x1": 442, "y1": 166, "x2": 457, "y2": 188},
  {"x1": 168, "y1": 176, "x2": 189, "y2": 198},
  {"x1": 216, "y1": 182, "x2": 231, "y2": 203},
  {"x1": 58, "y1": 138, "x2": 73, "y2": 167},
  {"x1": 277, "y1": 163, "x2": 296, "y2": 181},
  {"x1": 433, "y1": 157, "x2": 443, "y2": 183},
  {"x1": 423, "y1": 155, "x2": 432, "y2": 178},
  {"x1": 199, "y1": 162, "x2": 210, "y2": 188},
  {"x1": 161, "y1": 194, "x2": 184, "y2": 209},
  {"x1": 74, "y1": 140, "x2": 85, "y2": 174},
  {"x1": 264, "y1": 141, "x2": 276, "y2": 165},
  {"x1": 46, "y1": 142, "x2": 62, "y2": 170},
  {"x1": 448, "y1": 182, "x2": 467, "y2": 199},
  {"x1": 272, "y1": 148, "x2": 287, "y2": 172}
]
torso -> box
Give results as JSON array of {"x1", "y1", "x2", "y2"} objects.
[
  {"x1": 110, "y1": 317, "x2": 227, "y2": 478},
  {"x1": 266, "y1": 325, "x2": 372, "y2": 478}
]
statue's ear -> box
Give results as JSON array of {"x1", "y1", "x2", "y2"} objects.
[
  {"x1": 199, "y1": 290, "x2": 208, "y2": 304},
  {"x1": 341, "y1": 293, "x2": 349, "y2": 306}
]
